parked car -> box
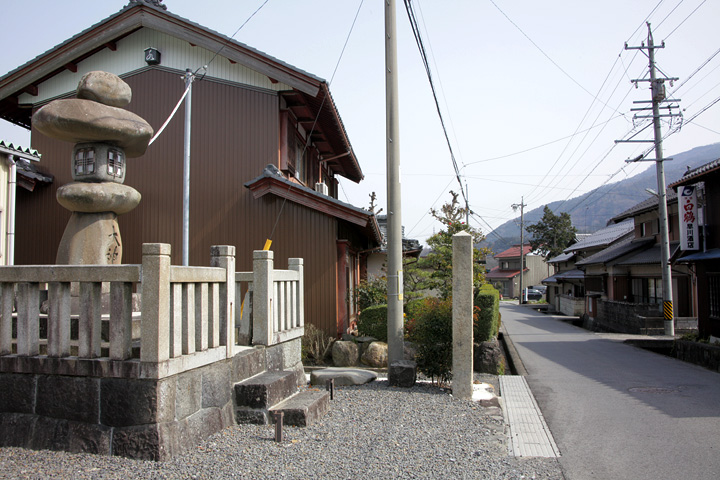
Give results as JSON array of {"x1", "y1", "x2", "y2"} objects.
[{"x1": 526, "y1": 289, "x2": 543, "y2": 301}]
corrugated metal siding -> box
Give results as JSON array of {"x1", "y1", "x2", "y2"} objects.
[
  {"x1": 17, "y1": 69, "x2": 340, "y2": 334},
  {"x1": 19, "y1": 28, "x2": 292, "y2": 105}
]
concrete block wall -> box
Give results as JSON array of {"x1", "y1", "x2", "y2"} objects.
[{"x1": 559, "y1": 295, "x2": 584, "y2": 317}]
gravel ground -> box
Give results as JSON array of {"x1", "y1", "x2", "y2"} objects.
[{"x1": 0, "y1": 379, "x2": 564, "y2": 480}]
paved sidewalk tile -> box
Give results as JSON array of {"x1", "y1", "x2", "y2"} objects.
[{"x1": 500, "y1": 375, "x2": 560, "y2": 458}]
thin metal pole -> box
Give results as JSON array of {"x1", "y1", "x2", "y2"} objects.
[
  {"x1": 519, "y1": 197, "x2": 525, "y2": 303},
  {"x1": 647, "y1": 24, "x2": 674, "y2": 336},
  {"x1": 182, "y1": 69, "x2": 194, "y2": 266},
  {"x1": 385, "y1": 0, "x2": 404, "y2": 364}
]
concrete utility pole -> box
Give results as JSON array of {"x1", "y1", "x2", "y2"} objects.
[
  {"x1": 385, "y1": 0, "x2": 404, "y2": 364},
  {"x1": 620, "y1": 23, "x2": 680, "y2": 336},
  {"x1": 182, "y1": 68, "x2": 194, "y2": 266},
  {"x1": 512, "y1": 197, "x2": 526, "y2": 303}
]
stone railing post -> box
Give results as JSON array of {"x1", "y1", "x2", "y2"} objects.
[
  {"x1": 253, "y1": 250, "x2": 273, "y2": 346},
  {"x1": 141, "y1": 243, "x2": 171, "y2": 363},
  {"x1": 288, "y1": 258, "x2": 304, "y2": 329},
  {"x1": 211, "y1": 245, "x2": 236, "y2": 357},
  {"x1": 452, "y1": 231, "x2": 474, "y2": 400}
]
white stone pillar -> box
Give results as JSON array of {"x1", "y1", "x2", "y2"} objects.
[{"x1": 452, "y1": 231, "x2": 474, "y2": 400}]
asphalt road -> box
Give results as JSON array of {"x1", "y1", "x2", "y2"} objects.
[{"x1": 500, "y1": 302, "x2": 720, "y2": 480}]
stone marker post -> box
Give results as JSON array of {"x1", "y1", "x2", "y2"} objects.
[{"x1": 452, "y1": 231, "x2": 473, "y2": 400}]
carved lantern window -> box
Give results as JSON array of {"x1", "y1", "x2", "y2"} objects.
[{"x1": 74, "y1": 147, "x2": 96, "y2": 176}]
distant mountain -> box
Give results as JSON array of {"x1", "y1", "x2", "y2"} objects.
[{"x1": 480, "y1": 143, "x2": 720, "y2": 255}]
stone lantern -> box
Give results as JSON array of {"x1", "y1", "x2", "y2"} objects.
[{"x1": 33, "y1": 71, "x2": 153, "y2": 266}]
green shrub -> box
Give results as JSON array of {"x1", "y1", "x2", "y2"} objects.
[
  {"x1": 301, "y1": 323, "x2": 334, "y2": 365},
  {"x1": 357, "y1": 304, "x2": 388, "y2": 341},
  {"x1": 474, "y1": 284, "x2": 500, "y2": 342},
  {"x1": 355, "y1": 277, "x2": 388, "y2": 311},
  {"x1": 407, "y1": 297, "x2": 453, "y2": 384}
]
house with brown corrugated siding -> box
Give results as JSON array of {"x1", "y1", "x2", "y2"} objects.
[{"x1": 0, "y1": 0, "x2": 380, "y2": 337}]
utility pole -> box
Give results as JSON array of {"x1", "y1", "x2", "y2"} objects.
[
  {"x1": 512, "y1": 197, "x2": 526, "y2": 303},
  {"x1": 385, "y1": 0, "x2": 404, "y2": 364},
  {"x1": 182, "y1": 68, "x2": 194, "y2": 266},
  {"x1": 619, "y1": 23, "x2": 680, "y2": 336}
]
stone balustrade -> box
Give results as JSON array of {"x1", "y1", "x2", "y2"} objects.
[{"x1": 0, "y1": 243, "x2": 304, "y2": 380}]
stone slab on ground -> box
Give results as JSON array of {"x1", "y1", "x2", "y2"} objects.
[
  {"x1": 270, "y1": 390, "x2": 330, "y2": 427},
  {"x1": 309, "y1": 368, "x2": 377, "y2": 386}
]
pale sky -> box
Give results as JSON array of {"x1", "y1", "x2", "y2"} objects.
[{"x1": 1, "y1": 0, "x2": 719, "y2": 245}]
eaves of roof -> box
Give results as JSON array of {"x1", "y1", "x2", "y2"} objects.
[
  {"x1": 280, "y1": 85, "x2": 363, "y2": 183},
  {"x1": 0, "y1": 2, "x2": 324, "y2": 127},
  {"x1": 669, "y1": 157, "x2": 720, "y2": 188},
  {"x1": 542, "y1": 268, "x2": 584, "y2": 284},
  {"x1": 613, "y1": 242, "x2": 681, "y2": 267},
  {"x1": 0, "y1": 140, "x2": 41, "y2": 161},
  {"x1": 575, "y1": 237, "x2": 654, "y2": 267},
  {"x1": 677, "y1": 248, "x2": 720, "y2": 263},
  {"x1": 610, "y1": 189, "x2": 678, "y2": 224},
  {"x1": 244, "y1": 165, "x2": 380, "y2": 245},
  {"x1": 548, "y1": 252, "x2": 575, "y2": 263}
]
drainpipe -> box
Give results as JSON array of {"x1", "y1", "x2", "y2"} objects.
[{"x1": 7, "y1": 155, "x2": 16, "y2": 266}]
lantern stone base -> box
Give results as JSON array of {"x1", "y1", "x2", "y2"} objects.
[{"x1": 56, "y1": 212, "x2": 123, "y2": 266}]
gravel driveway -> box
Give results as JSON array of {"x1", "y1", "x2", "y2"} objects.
[{"x1": 0, "y1": 379, "x2": 564, "y2": 479}]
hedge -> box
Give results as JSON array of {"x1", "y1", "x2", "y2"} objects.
[
  {"x1": 474, "y1": 284, "x2": 500, "y2": 342},
  {"x1": 357, "y1": 304, "x2": 388, "y2": 341}
]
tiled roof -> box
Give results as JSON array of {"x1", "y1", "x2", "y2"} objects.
[
  {"x1": 575, "y1": 237, "x2": 654, "y2": 267},
  {"x1": 548, "y1": 252, "x2": 575, "y2": 263},
  {"x1": 613, "y1": 242, "x2": 681, "y2": 266},
  {"x1": 542, "y1": 269, "x2": 584, "y2": 284},
  {"x1": 669, "y1": 157, "x2": 720, "y2": 188},
  {"x1": 564, "y1": 219, "x2": 634, "y2": 252},
  {"x1": 495, "y1": 244, "x2": 532, "y2": 259},
  {"x1": 486, "y1": 266, "x2": 523, "y2": 279},
  {"x1": 610, "y1": 189, "x2": 678, "y2": 223}
]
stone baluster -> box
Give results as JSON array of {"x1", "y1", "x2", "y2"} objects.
[
  {"x1": 78, "y1": 282, "x2": 102, "y2": 358},
  {"x1": 211, "y1": 246, "x2": 236, "y2": 357},
  {"x1": 252, "y1": 250, "x2": 273, "y2": 346},
  {"x1": 0, "y1": 283, "x2": 13, "y2": 355},
  {"x1": 289, "y1": 258, "x2": 304, "y2": 330},
  {"x1": 47, "y1": 281, "x2": 72, "y2": 357},
  {"x1": 141, "y1": 243, "x2": 171, "y2": 363},
  {"x1": 110, "y1": 281, "x2": 133, "y2": 360},
  {"x1": 16, "y1": 283, "x2": 40, "y2": 356}
]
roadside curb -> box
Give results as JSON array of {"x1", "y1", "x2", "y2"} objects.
[{"x1": 500, "y1": 324, "x2": 528, "y2": 376}]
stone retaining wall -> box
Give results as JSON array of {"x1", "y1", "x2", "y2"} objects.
[
  {"x1": 674, "y1": 340, "x2": 720, "y2": 373},
  {"x1": 593, "y1": 300, "x2": 661, "y2": 334},
  {"x1": 0, "y1": 338, "x2": 303, "y2": 460}
]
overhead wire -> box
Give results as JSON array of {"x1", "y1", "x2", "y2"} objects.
[
  {"x1": 402, "y1": 0, "x2": 468, "y2": 211},
  {"x1": 267, "y1": 0, "x2": 365, "y2": 243},
  {"x1": 662, "y1": 0, "x2": 707, "y2": 41}
]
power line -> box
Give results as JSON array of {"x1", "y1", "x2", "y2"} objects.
[
  {"x1": 402, "y1": 0, "x2": 468, "y2": 211},
  {"x1": 663, "y1": 0, "x2": 707, "y2": 40}
]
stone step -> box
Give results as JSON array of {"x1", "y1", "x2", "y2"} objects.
[
  {"x1": 270, "y1": 390, "x2": 330, "y2": 427},
  {"x1": 234, "y1": 370, "x2": 299, "y2": 410}
]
